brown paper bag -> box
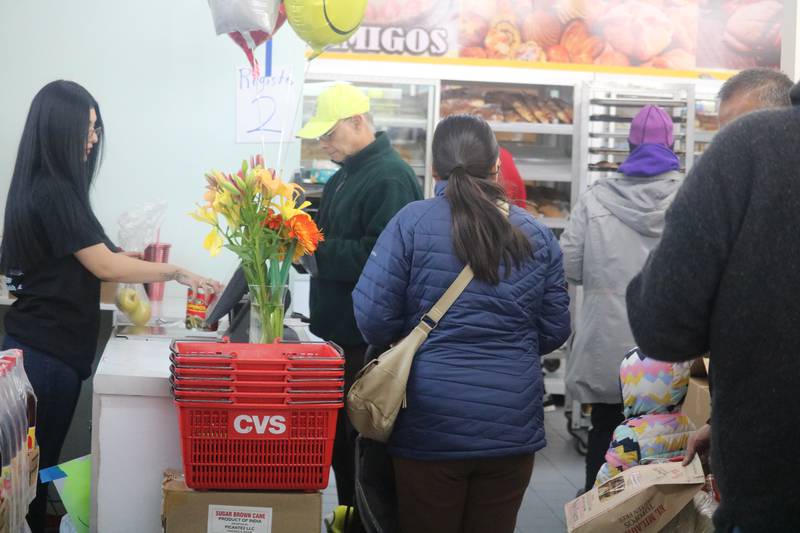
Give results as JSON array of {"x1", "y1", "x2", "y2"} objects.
[{"x1": 565, "y1": 457, "x2": 705, "y2": 533}]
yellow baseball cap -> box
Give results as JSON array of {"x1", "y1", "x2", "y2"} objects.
[{"x1": 297, "y1": 83, "x2": 371, "y2": 139}]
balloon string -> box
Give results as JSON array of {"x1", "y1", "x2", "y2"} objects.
[{"x1": 278, "y1": 58, "x2": 312, "y2": 179}]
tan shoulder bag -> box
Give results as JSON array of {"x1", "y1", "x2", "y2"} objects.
[{"x1": 346, "y1": 265, "x2": 474, "y2": 443}]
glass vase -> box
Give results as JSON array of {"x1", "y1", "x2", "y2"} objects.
[{"x1": 248, "y1": 284, "x2": 288, "y2": 344}]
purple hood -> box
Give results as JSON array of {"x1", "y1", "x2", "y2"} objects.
[{"x1": 618, "y1": 143, "x2": 680, "y2": 178}]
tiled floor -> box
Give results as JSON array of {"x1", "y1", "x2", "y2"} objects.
[{"x1": 321, "y1": 406, "x2": 585, "y2": 533}]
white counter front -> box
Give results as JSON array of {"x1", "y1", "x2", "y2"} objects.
[{"x1": 90, "y1": 300, "x2": 315, "y2": 533}]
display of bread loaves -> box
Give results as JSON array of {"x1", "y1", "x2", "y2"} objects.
[{"x1": 441, "y1": 85, "x2": 573, "y2": 125}]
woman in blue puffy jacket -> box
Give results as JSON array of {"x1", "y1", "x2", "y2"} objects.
[{"x1": 352, "y1": 114, "x2": 571, "y2": 533}]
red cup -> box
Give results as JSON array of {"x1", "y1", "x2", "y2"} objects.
[{"x1": 143, "y1": 243, "x2": 171, "y2": 301}]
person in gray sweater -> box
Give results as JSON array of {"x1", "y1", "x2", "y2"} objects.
[{"x1": 627, "y1": 85, "x2": 800, "y2": 532}]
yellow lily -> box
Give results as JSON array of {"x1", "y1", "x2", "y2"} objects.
[
  {"x1": 213, "y1": 189, "x2": 234, "y2": 212},
  {"x1": 190, "y1": 205, "x2": 218, "y2": 226},
  {"x1": 203, "y1": 228, "x2": 224, "y2": 256},
  {"x1": 224, "y1": 203, "x2": 243, "y2": 227},
  {"x1": 275, "y1": 195, "x2": 312, "y2": 221}
]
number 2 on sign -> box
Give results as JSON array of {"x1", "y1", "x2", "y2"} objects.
[{"x1": 247, "y1": 95, "x2": 280, "y2": 134}]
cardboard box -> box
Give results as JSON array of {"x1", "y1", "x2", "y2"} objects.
[
  {"x1": 682, "y1": 357, "x2": 711, "y2": 428},
  {"x1": 162, "y1": 471, "x2": 322, "y2": 533},
  {"x1": 564, "y1": 457, "x2": 705, "y2": 533}
]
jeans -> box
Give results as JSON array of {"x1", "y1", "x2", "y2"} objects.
[{"x1": 2, "y1": 336, "x2": 82, "y2": 533}]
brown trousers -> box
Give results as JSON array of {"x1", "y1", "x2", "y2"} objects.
[{"x1": 393, "y1": 453, "x2": 535, "y2": 533}]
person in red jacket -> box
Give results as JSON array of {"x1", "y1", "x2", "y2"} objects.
[{"x1": 498, "y1": 147, "x2": 527, "y2": 209}]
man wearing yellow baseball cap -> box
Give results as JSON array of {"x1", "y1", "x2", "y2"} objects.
[{"x1": 298, "y1": 83, "x2": 422, "y2": 509}]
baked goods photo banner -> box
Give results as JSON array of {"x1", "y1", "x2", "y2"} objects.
[{"x1": 322, "y1": 0, "x2": 782, "y2": 77}]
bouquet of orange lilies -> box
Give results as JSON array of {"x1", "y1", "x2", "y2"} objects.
[{"x1": 192, "y1": 155, "x2": 324, "y2": 342}]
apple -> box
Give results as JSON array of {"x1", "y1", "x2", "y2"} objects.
[
  {"x1": 129, "y1": 301, "x2": 152, "y2": 326},
  {"x1": 116, "y1": 288, "x2": 140, "y2": 313}
]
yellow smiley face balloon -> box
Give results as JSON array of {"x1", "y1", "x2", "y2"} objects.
[{"x1": 285, "y1": 0, "x2": 368, "y2": 58}]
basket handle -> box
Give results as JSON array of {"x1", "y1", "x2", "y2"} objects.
[
  {"x1": 287, "y1": 388, "x2": 345, "y2": 394},
  {"x1": 173, "y1": 397, "x2": 234, "y2": 404},
  {"x1": 287, "y1": 399, "x2": 344, "y2": 405}
]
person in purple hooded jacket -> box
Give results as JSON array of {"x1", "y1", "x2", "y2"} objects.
[{"x1": 560, "y1": 105, "x2": 683, "y2": 492}]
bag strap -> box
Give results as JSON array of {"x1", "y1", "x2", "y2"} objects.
[
  {"x1": 418, "y1": 265, "x2": 474, "y2": 333},
  {"x1": 416, "y1": 201, "x2": 510, "y2": 334}
]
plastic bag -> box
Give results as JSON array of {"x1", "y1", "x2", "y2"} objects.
[
  {"x1": 117, "y1": 201, "x2": 167, "y2": 253},
  {"x1": 661, "y1": 484, "x2": 717, "y2": 533},
  {"x1": 115, "y1": 284, "x2": 152, "y2": 326}
]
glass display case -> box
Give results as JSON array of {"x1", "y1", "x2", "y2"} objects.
[
  {"x1": 694, "y1": 91, "x2": 720, "y2": 158},
  {"x1": 440, "y1": 81, "x2": 579, "y2": 237},
  {"x1": 298, "y1": 75, "x2": 438, "y2": 210}
]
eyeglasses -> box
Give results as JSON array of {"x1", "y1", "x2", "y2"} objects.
[
  {"x1": 89, "y1": 126, "x2": 102, "y2": 139},
  {"x1": 317, "y1": 121, "x2": 341, "y2": 142}
]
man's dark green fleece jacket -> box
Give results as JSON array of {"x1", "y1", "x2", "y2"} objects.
[{"x1": 310, "y1": 132, "x2": 422, "y2": 347}]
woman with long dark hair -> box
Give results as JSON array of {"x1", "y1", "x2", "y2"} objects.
[
  {"x1": 0, "y1": 80, "x2": 219, "y2": 532},
  {"x1": 352, "y1": 115, "x2": 571, "y2": 533}
]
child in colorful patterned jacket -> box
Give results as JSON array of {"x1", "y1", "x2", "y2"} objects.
[{"x1": 595, "y1": 348, "x2": 695, "y2": 486}]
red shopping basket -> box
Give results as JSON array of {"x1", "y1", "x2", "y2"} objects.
[
  {"x1": 170, "y1": 341, "x2": 345, "y2": 371},
  {"x1": 170, "y1": 376, "x2": 344, "y2": 394},
  {"x1": 172, "y1": 388, "x2": 344, "y2": 405},
  {"x1": 175, "y1": 401, "x2": 339, "y2": 490},
  {"x1": 170, "y1": 364, "x2": 345, "y2": 382}
]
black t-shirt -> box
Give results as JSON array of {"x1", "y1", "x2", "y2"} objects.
[{"x1": 4, "y1": 182, "x2": 112, "y2": 379}]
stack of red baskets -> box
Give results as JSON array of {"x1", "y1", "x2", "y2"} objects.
[{"x1": 170, "y1": 340, "x2": 345, "y2": 490}]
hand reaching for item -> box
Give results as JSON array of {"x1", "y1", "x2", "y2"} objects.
[
  {"x1": 172, "y1": 269, "x2": 224, "y2": 296},
  {"x1": 683, "y1": 423, "x2": 711, "y2": 466}
]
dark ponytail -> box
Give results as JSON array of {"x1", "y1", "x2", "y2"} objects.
[{"x1": 433, "y1": 115, "x2": 533, "y2": 285}]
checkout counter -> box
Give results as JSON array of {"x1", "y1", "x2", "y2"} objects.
[{"x1": 89, "y1": 281, "x2": 314, "y2": 533}]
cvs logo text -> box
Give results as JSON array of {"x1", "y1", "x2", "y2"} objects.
[{"x1": 233, "y1": 414, "x2": 287, "y2": 435}]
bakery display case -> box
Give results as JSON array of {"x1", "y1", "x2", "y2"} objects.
[
  {"x1": 578, "y1": 81, "x2": 697, "y2": 190},
  {"x1": 298, "y1": 75, "x2": 438, "y2": 207},
  {"x1": 694, "y1": 89, "x2": 720, "y2": 158},
  {"x1": 440, "y1": 81, "x2": 580, "y2": 236}
]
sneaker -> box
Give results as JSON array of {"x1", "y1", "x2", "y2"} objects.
[{"x1": 324, "y1": 506, "x2": 356, "y2": 533}]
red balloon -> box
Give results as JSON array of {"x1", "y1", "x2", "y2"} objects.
[{"x1": 228, "y1": 6, "x2": 286, "y2": 77}]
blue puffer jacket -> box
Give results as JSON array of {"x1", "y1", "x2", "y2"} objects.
[{"x1": 352, "y1": 182, "x2": 571, "y2": 460}]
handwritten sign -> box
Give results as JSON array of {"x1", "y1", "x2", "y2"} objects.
[{"x1": 236, "y1": 65, "x2": 297, "y2": 144}]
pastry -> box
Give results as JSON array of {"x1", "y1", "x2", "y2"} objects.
[
  {"x1": 667, "y1": 3, "x2": 698, "y2": 53},
  {"x1": 484, "y1": 20, "x2": 522, "y2": 59},
  {"x1": 475, "y1": 104, "x2": 505, "y2": 121},
  {"x1": 460, "y1": 12, "x2": 490, "y2": 48},
  {"x1": 534, "y1": 109, "x2": 556, "y2": 123},
  {"x1": 560, "y1": 20, "x2": 604, "y2": 64},
  {"x1": 515, "y1": 41, "x2": 547, "y2": 62},
  {"x1": 522, "y1": 10, "x2": 563, "y2": 48},
  {"x1": 594, "y1": 43, "x2": 631, "y2": 66},
  {"x1": 554, "y1": 0, "x2": 590, "y2": 24},
  {"x1": 511, "y1": 96, "x2": 536, "y2": 122},
  {"x1": 546, "y1": 44, "x2": 572, "y2": 63},
  {"x1": 538, "y1": 204, "x2": 566, "y2": 218},
  {"x1": 643, "y1": 47, "x2": 695, "y2": 69},
  {"x1": 504, "y1": 109, "x2": 527, "y2": 123},
  {"x1": 724, "y1": 1, "x2": 781, "y2": 56},
  {"x1": 598, "y1": 1, "x2": 674, "y2": 62}
]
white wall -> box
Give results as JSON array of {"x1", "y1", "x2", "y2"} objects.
[{"x1": 0, "y1": 1, "x2": 308, "y2": 296}]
